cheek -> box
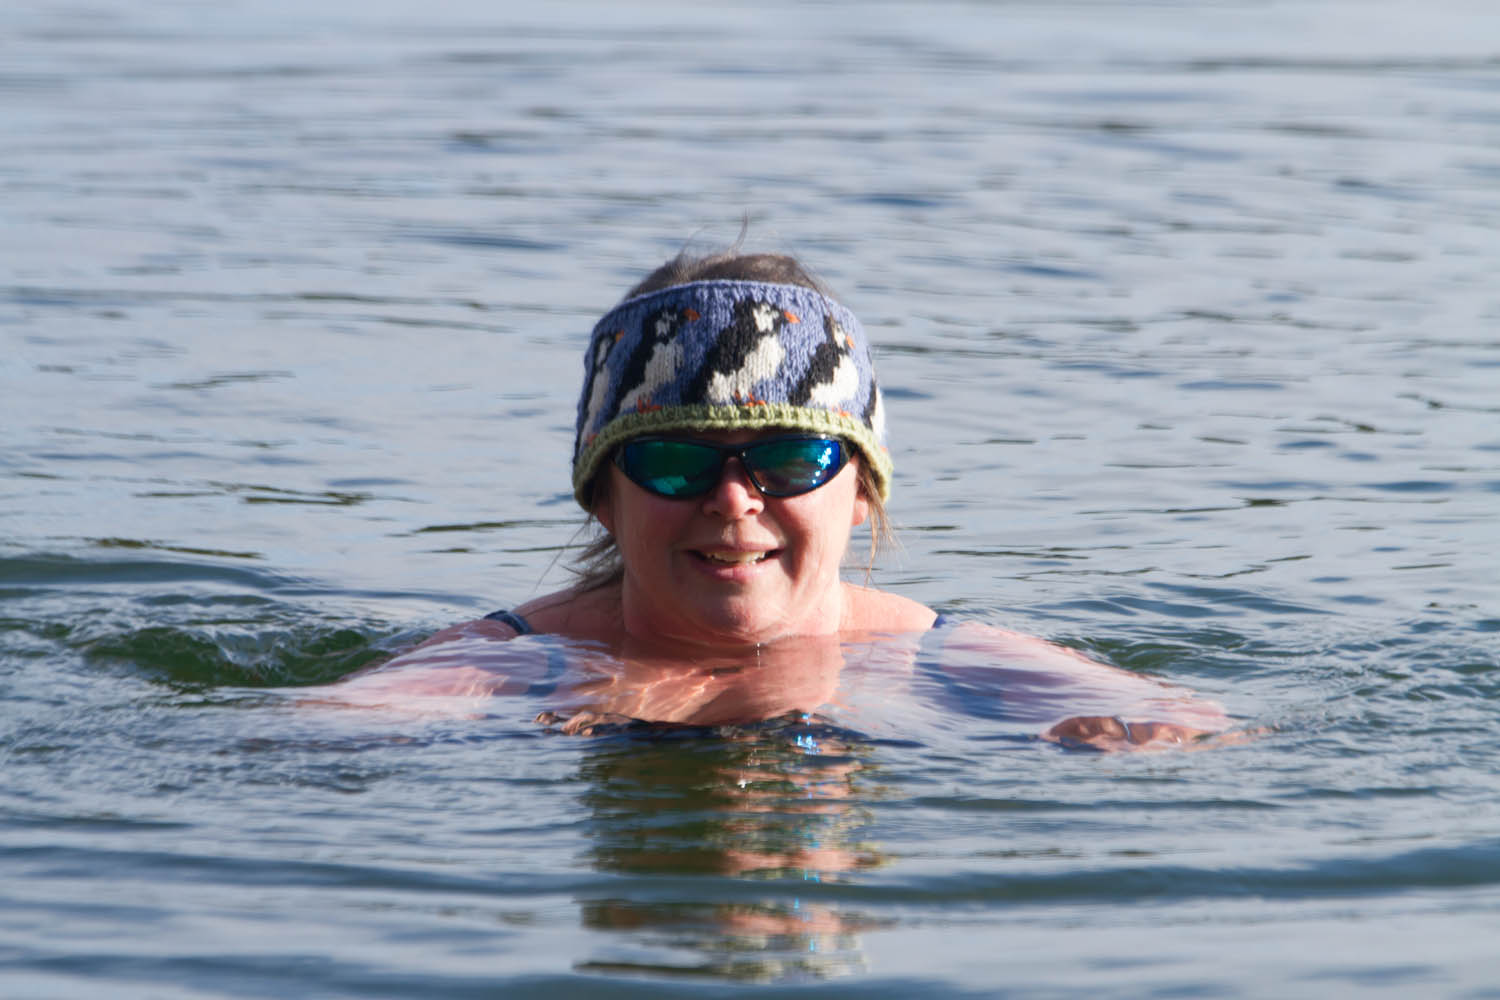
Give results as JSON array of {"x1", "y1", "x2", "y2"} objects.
[
  {"x1": 601, "y1": 472, "x2": 692, "y2": 550},
  {"x1": 787, "y1": 489, "x2": 861, "y2": 559}
]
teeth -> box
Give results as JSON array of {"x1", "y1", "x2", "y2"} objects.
[{"x1": 703, "y1": 551, "x2": 768, "y2": 565}]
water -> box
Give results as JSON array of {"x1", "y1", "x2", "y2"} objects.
[{"x1": 4, "y1": 0, "x2": 1499, "y2": 995}]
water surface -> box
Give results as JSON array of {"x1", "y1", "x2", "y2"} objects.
[{"x1": 4, "y1": 0, "x2": 1499, "y2": 996}]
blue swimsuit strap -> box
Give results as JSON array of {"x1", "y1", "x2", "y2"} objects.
[
  {"x1": 483, "y1": 609, "x2": 951, "y2": 701},
  {"x1": 482, "y1": 609, "x2": 570, "y2": 696},
  {"x1": 488, "y1": 609, "x2": 948, "y2": 638},
  {"x1": 482, "y1": 608, "x2": 534, "y2": 634}
]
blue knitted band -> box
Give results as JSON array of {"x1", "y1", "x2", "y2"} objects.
[{"x1": 572, "y1": 279, "x2": 890, "y2": 508}]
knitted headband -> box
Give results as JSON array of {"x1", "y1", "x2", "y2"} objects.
[{"x1": 572, "y1": 279, "x2": 890, "y2": 509}]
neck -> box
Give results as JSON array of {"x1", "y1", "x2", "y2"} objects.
[{"x1": 616, "y1": 578, "x2": 849, "y2": 651}]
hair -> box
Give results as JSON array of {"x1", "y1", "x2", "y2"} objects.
[
  {"x1": 623, "y1": 248, "x2": 833, "y2": 299},
  {"x1": 568, "y1": 249, "x2": 894, "y2": 594}
]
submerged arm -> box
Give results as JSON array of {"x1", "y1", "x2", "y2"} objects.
[
  {"x1": 937, "y1": 622, "x2": 1231, "y2": 750},
  {"x1": 297, "y1": 616, "x2": 535, "y2": 712}
]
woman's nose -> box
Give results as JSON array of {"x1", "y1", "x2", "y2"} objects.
[{"x1": 701, "y1": 458, "x2": 765, "y2": 518}]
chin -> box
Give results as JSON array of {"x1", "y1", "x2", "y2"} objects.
[{"x1": 687, "y1": 604, "x2": 787, "y2": 646}]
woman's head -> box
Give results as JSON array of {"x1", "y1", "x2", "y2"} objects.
[
  {"x1": 573, "y1": 251, "x2": 890, "y2": 505},
  {"x1": 570, "y1": 250, "x2": 894, "y2": 596}
]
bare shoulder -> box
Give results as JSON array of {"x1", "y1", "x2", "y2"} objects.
[
  {"x1": 841, "y1": 583, "x2": 937, "y2": 633},
  {"x1": 407, "y1": 586, "x2": 621, "y2": 653},
  {"x1": 410, "y1": 615, "x2": 525, "y2": 650},
  {"x1": 513, "y1": 584, "x2": 623, "y2": 640}
]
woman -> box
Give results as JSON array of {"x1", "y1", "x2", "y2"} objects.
[
  {"x1": 332, "y1": 250, "x2": 1227, "y2": 749},
  {"x1": 477, "y1": 250, "x2": 931, "y2": 646}
]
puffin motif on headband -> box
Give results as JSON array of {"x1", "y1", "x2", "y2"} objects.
[{"x1": 572, "y1": 279, "x2": 890, "y2": 508}]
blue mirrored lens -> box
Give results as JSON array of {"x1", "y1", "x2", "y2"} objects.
[
  {"x1": 618, "y1": 440, "x2": 722, "y2": 497},
  {"x1": 745, "y1": 438, "x2": 842, "y2": 495}
]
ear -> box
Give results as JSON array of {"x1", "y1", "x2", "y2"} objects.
[
  {"x1": 850, "y1": 477, "x2": 870, "y2": 529},
  {"x1": 850, "y1": 492, "x2": 870, "y2": 529},
  {"x1": 591, "y1": 469, "x2": 617, "y2": 536}
]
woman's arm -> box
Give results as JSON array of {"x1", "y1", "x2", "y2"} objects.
[
  {"x1": 294, "y1": 616, "x2": 537, "y2": 713},
  {"x1": 936, "y1": 622, "x2": 1231, "y2": 750}
]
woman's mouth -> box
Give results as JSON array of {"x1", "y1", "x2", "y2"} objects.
[{"x1": 696, "y1": 548, "x2": 776, "y2": 566}]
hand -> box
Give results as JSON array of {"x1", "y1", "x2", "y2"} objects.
[
  {"x1": 1043, "y1": 715, "x2": 1213, "y2": 751},
  {"x1": 535, "y1": 708, "x2": 641, "y2": 736}
]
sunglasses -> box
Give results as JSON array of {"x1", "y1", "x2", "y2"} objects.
[{"x1": 613, "y1": 436, "x2": 849, "y2": 499}]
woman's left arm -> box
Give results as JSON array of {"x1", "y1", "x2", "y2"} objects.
[{"x1": 937, "y1": 622, "x2": 1232, "y2": 751}]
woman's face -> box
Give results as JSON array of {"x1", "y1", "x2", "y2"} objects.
[{"x1": 594, "y1": 430, "x2": 870, "y2": 647}]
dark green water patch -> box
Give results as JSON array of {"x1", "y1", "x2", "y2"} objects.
[
  {"x1": 74, "y1": 623, "x2": 394, "y2": 689},
  {"x1": 89, "y1": 537, "x2": 262, "y2": 560}
]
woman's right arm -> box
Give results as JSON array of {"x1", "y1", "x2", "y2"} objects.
[{"x1": 294, "y1": 616, "x2": 536, "y2": 712}]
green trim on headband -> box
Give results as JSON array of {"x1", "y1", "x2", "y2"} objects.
[{"x1": 572, "y1": 403, "x2": 892, "y2": 508}]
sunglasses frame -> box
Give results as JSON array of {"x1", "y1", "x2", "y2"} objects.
[{"x1": 613, "y1": 435, "x2": 849, "y2": 500}]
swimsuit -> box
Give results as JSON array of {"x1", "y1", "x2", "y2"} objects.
[
  {"x1": 483, "y1": 609, "x2": 948, "y2": 637},
  {"x1": 482, "y1": 608, "x2": 966, "y2": 723},
  {"x1": 482, "y1": 609, "x2": 534, "y2": 634},
  {"x1": 478, "y1": 609, "x2": 566, "y2": 695}
]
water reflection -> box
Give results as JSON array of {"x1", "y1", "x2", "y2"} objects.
[{"x1": 572, "y1": 721, "x2": 888, "y2": 983}]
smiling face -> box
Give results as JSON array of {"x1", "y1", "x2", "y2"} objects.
[{"x1": 592, "y1": 429, "x2": 870, "y2": 647}]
